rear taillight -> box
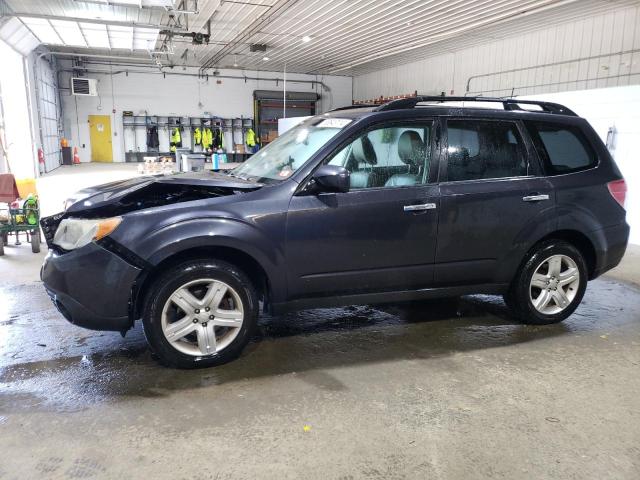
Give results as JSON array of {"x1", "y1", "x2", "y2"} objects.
[{"x1": 607, "y1": 179, "x2": 627, "y2": 209}]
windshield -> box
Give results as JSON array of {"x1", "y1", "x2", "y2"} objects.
[{"x1": 231, "y1": 118, "x2": 350, "y2": 182}]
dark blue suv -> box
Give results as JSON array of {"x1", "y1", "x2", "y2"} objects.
[{"x1": 41, "y1": 96, "x2": 629, "y2": 368}]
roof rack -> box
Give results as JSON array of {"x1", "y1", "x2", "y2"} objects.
[
  {"x1": 330, "y1": 104, "x2": 379, "y2": 112},
  {"x1": 375, "y1": 95, "x2": 577, "y2": 116}
]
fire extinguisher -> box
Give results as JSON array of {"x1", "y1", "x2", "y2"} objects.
[{"x1": 37, "y1": 148, "x2": 45, "y2": 174}]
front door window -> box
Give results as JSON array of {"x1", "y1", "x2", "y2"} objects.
[{"x1": 328, "y1": 124, "x2": 432, "y2": 189}]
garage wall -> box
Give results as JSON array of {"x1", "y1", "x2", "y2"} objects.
[
  {"x1": 353, "y1": 3, "x2": 640, "y2": 100},
  {"x1": 59, "y1": 65, "x2": 352, "y2": 163},
  {"x1": 523, "y1": 86, "x2": 640, "y2": 246}
]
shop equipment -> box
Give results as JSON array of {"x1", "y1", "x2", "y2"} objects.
[{"x1": 0, "y1": 174, "x2": 41, "y2": 256}]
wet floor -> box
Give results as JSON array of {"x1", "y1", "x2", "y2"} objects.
[{"x1": 1, "y1": 277, "x2": 639, "y2": 478}]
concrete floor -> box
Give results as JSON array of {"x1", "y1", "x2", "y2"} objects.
[{"x1": 1, "y1": 164, "x2": 639, "y2": 479}]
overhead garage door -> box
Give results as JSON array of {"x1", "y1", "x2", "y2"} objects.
[{"x1": 34, "y1": 56, "x2": 62, "y2": 173}]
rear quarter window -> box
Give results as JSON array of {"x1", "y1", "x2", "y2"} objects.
[{"x1": 526, "y1": 121, "x2": 597, "y2": 175}]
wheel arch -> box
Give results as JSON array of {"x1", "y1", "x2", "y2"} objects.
[
  {"x1": 529, "y1": 229, "x2": 597, "y2": 279},
  {"x1": 130, "y1": 245, "x2": 274, "y2": 322}
]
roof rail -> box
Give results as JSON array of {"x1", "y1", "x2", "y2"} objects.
[
  {"x1": 375, "y1": 95, "x2": 577, "y2": 116},
  {"x1": 330, "y1": 104, "x2": 379, "y2": 112}
]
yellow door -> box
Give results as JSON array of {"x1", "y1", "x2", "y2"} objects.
[{"x1": 88, "y1": 115, "x2": 113, "y2": 162}]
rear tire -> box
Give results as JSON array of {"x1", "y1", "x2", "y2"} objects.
[
  {"x1": 506, "y1": 240, "x2": 587, "y2": 325},
  {"x1": 0, "y1": 234, "x2": 4, "y2": 256},
  {"x1": 142, "y1": 259, "x2": 258, "y2": 369}
]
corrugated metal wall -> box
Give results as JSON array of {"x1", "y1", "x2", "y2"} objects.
[{"x1": 353, "y1": 3, "x2": 640, "y2": 100}]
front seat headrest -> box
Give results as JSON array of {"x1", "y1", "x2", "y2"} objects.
[
  {"x1": 351, "y1": 136, "x2": 377, "y2": 166},
  {"x1": 398, "y1": 130, "x2": 425, "y2": 166}
]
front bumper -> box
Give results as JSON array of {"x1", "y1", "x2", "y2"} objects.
[{"x1": 41, "y1": 242, "x2": 142, "y2": 332}]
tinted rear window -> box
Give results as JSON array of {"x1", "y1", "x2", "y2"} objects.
[
  {"x1": 526, "y1": 122, "x2": 597, "y2": 175},
  {"x1": 446, "y1": 120, "x2": 529, "y2": 182}
]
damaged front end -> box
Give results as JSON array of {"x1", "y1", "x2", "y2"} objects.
[{"x1": 41, "y1": 172, "x2": 262, "y2": 247}]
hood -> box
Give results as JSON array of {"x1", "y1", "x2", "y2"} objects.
[
  {"x1": 64, "y1": 171, "x2": 261, "y2": 214},
  {"x1": 41, "y1": 171, "x2": 263, "y2": 247}
]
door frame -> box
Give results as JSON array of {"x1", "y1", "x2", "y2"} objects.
[
  {"x1": 434, "y1": 116, "x2": 555, "y2": 286},
  {"x1": 284, "y1": 117, "x2": 443, "y2": 299}
]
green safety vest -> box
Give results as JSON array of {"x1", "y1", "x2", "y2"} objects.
[
  {"x1": 193, "y1": 127, "x2": 202, "y2": 145},
  {"x1": 170, "y1": 128, "x2": 182, "y2": 153},
  {"x1": 202, "y1": 128, "x2": 213, "y2": 149},
  {"x1": 246, "y1": 128, "x2": 257, "y2": 147}
]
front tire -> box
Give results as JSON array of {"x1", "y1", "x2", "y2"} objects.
[
  {"x1": 142, "y1": 259, "x2": 258, "y2": 369},
  {"x1": 505, "y1": 240, "x2": 587, "y2": 325}
]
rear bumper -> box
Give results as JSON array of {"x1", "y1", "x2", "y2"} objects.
[
  {"x1": 592, "y1": 222, "x2": 630, "y2": 279},
  {"x1": 41, "y1": 243, "x2": 141, "y2": 332}
]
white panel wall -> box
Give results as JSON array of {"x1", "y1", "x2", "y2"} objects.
[
  {"x1": 60, "y1": 65, "x2": 352, "y2": 163},
  {"x1": 354, "y1": 3, "x2": 640, "y2": 100},
  {"x1": 523, "y1": 86, "x2": 640, "y2": 246}
]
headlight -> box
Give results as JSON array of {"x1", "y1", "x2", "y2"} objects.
[{"x1": 53, "y1": 217, "x2": 121, "y2": 250}]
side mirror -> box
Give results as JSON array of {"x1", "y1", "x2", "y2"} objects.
[{"x1": 311, "y1": 165, "x2": 350, "y2": 194}]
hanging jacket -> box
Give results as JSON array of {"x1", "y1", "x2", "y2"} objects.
[
  {"x1": 146, "y1": 126, "x2": 159, "y2": 149},
  {"x1": 170, "y1": 127, "x2": 182, "y2": 153},
  {"x1": 193, "y1": 127, "x2": 202, "y2": 146},
  {"x1": 245, "y1": 128, "x2": 257, "y2": 147},
  {"x1": 212, "y1": 129, "x2": 226, "y2": 150},
  {"x1": 202, "y1": 128, "x2": 213, "y2": 150}
]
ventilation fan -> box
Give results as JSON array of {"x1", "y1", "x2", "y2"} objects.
[{"x1": 71, "y1": 78, "x2": 97, "y2": 96}]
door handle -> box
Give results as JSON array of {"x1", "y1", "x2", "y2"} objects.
[
  {"x1": 522, "y1": 194, "x2": 549, "y2": 202},
  {"x1": 404, "y1": 203, "x2": 437, "y2": 212}
]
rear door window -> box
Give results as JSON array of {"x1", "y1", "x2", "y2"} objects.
[
  {"x1": 445, "y1": 120, "x2": 529, "y2": 182},
  {"x1": 525, "y1": 122, "x2": 597, "y2": 175}
]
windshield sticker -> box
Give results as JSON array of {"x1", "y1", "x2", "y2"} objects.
[
  {"x1": 278, "y1": 168, "x2": 293, "y2": 178},
  {"x1": 317, "y1": 118, "x2": 352, "y2": 129}
]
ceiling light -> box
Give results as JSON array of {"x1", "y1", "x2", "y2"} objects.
[
  {"x1": 262, "y1": 56, "x2": 269, "y2": 61},
  {"x1": 302, "y1": 35, "x2": 312, "y2": 43}
]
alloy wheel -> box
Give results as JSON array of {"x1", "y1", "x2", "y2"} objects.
[
  {"x1": 529, "y1": 254, "x2": 581, "y2": 315},
  {"x1": 161, "y1": 278, "x2": 244, "y2": 356}
]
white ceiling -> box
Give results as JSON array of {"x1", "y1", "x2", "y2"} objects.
[{"x1": 1, "y1": 0, "x2": 638, "y2": 75}]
